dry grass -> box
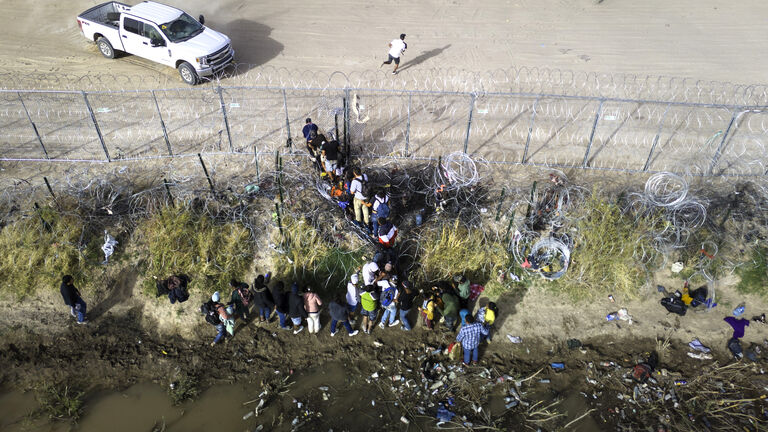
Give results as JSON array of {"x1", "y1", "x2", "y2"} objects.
[
  {"x1": 417, "y1": 219, "x2": 513, "y2": 296},
  {"x1": 550, "y1": 193, "x2": 657, "y2": 300},
  {"x1": 134, "y1": 205, "x2": 254, "y2": 296},
  {"x1": 0, "y1": 206, "x2": 100, "y2": 299}
]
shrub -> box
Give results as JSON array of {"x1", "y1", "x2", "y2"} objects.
[
  {"x1": 136, "y1": 206, "x2": 254, "y2": 296},
  {"x1": 417, "y1": 219, "x2": 512, "y2": 296},
  {"x1": 0, "y1": 206, "x2": 97, "y2": 299},
  {"x1": 36, "y1": 383, "x2": 84, "y2": 421},
  {"x1": 736, "y1": 246, "x2": 768, "y2": 297},
  {"x1": 550, "y1": 194, "x2": 656, "y2": 300},
  {"x1": 270, "y1": 215, "x2": 364, "y2": 297}
]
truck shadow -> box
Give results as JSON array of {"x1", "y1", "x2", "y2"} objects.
[{"x1": 217, "y1": 19, "x2": 283, "y2": 75}]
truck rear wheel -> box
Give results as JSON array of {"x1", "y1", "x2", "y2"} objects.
[
  {"x1": 97, "y1": 37, "x2": 115, "y2": 59},
  {"x1": 178, "y1": 62, "x2": 198, "y2": 85}
]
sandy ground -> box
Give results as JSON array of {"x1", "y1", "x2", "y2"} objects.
[{"x1": 0, "y1": 0, "x2": 766, "y2": 85}]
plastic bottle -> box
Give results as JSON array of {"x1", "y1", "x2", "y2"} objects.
[
  {"x1": 733, "y1": 302, "x2": 745, "y2": 316},
  {"x1": 506, "y1": 335, "x2": 522, "y2": 343},
  {"x1": 606, "y1": 313, "x2": 619, "y2": 321},
  {"x1": 550, "y1": 362, "x2": 565, "y2": 370}
]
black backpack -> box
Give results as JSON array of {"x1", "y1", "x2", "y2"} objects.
[
  {"x1": 661, "y1": 297, "x2": 687, "y2": 316},
  {"x1": 690, "y1": 286, "x2": 708, "y2": 307},
  {"x1": 359, "y1": 175, "x2": 372, "y2": 198},
  {"x1": 200, "y1": 301, "x2": 221, "y2": 325}
]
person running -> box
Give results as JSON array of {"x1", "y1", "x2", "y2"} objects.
[
  {"x1": 329, "y1": 295, "x2": 359, "y2": 337},
  {"x1": 271, "y1": 281, "x2": 291, "y2": 330},
  {"x1": 397, "y1": 280, "x2": 415, "y2": 331},
  {"x1": 349, "y1": 167, "x2": 372, "y2": 231},
  {"x1": 359, "y1": 284, "x2": 379, "y2": 334},
  {"x1": 252, "y1": 275, "x2": 275, "y2": 323},
  {"x1": 346, "y1": 274, "x2": 361, "y2": 324},
  {"x1": 381, "y1": 33, "x2": 407, "y2": 74},
  {"x1": 288, "y1": 283, "x2": 308, "y2": 334},
  {"x1": 303, "y1": 285, "x2": 323, "y2": 334},
  {"x1": 229, "y1": 279, "x2": 253, "y2": 320},
  {"x1": 378, "y1": 275, "x2": 400, "y2": 329},
  {"x1": 60, "y1": 275, "x2": 87, "y2": 324},
  {"x1": 455, "y1": 314, "x2": 489, "y2": 365}
]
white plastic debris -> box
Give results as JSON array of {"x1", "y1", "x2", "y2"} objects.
[
  {"x1": 101, "y1": 230, "x2": 118, "y2": 264},
  {"x1": 507, "y1": 335, "x2": 522, "y2": 343},
  {"x1": 671, "y1": 262, "x2": 684, "y2": 273}
]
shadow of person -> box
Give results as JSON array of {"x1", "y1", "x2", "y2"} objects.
[
  {"x1": 89, "y1": 267, "x2": 137, "y2": 320},
  {"x1": 397, "y1": 44, "x2": 451, "y2": 72},
  {"x1": 214, "y1": 19, "x2": 284, "y2": 77}
]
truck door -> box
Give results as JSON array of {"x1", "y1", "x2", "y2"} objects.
[{"x1": 121, "y1": 17, "x2": 171, "y2": 65}]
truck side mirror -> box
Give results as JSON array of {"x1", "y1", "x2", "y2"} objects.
[
  {"x1": 198, "y1": 15, "x2": 205, "y2": 25},
  {"x1": 151, "y1": 38, "x2": 165, "y2": 47}
]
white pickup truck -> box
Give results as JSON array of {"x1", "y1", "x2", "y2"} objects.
[{"x1": 77, "y1": 1, "x2": 234, "y2": 84}]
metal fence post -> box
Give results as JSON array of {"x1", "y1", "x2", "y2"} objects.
[
  {"x1": 282, "y1": 89, "x2": 292, "y2": 148},
  {"x1": 643, "y1": 103, "x2": 672, "y2": 172},
  {"x1": 405, "y1": 92, "x2": 412, "y2": 157},
  {"x1": 198, "y1": 153, "x2": 215, "y2": 193},
  {"x1": 17, "y1": 92, "x2": 49, "y2": 159},
  {"x1": 463, "y1": 93, "x2": 476, "y2": 154},
  {"x1": 521, "y1": 96, "x2": 540, "y2": 164},
  {"x1": 217, "y1": 86, "x2": 234, "y2": 152},
  {"x1": 151, "y1": 90, "x2": 173, "y2": 156},
  {"x1": 581, "y1": 100, "x2": 604, "y2": 168},
  {"x1": 707, "y1": 111, "x2": 739, "y2": 175},
  {"x1": 81, "y1": 91, "x2": 110, "y2": 162},
  {"x1": 344, "y1": 89, "x2": 351, "y2": 150}
]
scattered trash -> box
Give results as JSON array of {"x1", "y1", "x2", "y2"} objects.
[
  {"x1": 506, "y1": 335, "x2": 523, "y2": 343},
  {"x1": 538, "y1": 379, "x2": 551, "y2": 384},
  {"x1": 550, "y1": 362, "x2": 565, "y2": 370},
  {"x1": 674, "y1": 380, "x2": 687, "y2": 386},
  {"x1": 373, "y1": 341, "x2": 383, "y2": 348},
  {"x1": 101, "y1": 230, "x2": 118, "y2": 264},
  {"x1": 687, "y1": 352, "x2": 713, "y2": 360},
  {"x1": 617, "y1": 309, "x2": 633, "y2": 323},
  {"x1": 688, "y1": 339, "x2": 711, "y2": 353},
  {"x1": 733, "y1": 303, "x2": 746, "y2": 317},
  {"x1": 436, "y1": 404, "x2": 456, "y2": 422},
  {"x1": 371, "y1": 372, "x2": 379, "y2": 379},
  {"x1": 606, "y1": 313, "x2": 619, "y2": 321},
  {"x1": 608, "y1": 294, "x2": 615, "y2": 302},
  {"x1": 670, "y1": 262, "x2": 684, "y2": 273},
  {"x1": 243, "y1": 411, "x2": 254, "y2": 420},
  {"x1": 400, "y1": 416, "x2": 410, "y2": 424}
]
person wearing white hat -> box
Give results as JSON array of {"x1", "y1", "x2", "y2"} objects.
[{"x1": 346, "y1": 274, "x2": 361, "y2": 324}]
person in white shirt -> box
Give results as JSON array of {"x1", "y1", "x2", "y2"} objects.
[
  {"x1": 381, "y1": 33, "x2": 407, "y2": 74},
  {"x1": 349, "y1": 167, "x2": 371, "y2": 229},
  {"x1": 346, "y1": 273, "x2": 361, "y2": 322},
  {"x1": 362, "y1": 261, "x2": 380, "y2": 286}
]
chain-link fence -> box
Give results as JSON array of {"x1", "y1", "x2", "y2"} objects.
[{"x1": 2, "y1": 84, "x2": 767, "y2": 176}]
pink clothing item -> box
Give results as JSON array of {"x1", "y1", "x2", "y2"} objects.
[{"x1": 303, "y1": 292, "x2": 323, "y2": 313}]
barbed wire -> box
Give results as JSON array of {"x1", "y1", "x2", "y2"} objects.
[{"x1": 2, "y1": 65, "x2": 768, "y2": 107}]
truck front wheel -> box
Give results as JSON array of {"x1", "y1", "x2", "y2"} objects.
[
  {"x1": 97, "y1": 37, "x2": 115, "y2": 59},
  {"x1": 178, "y1": 62, "x2": 198, "y2": 85}
]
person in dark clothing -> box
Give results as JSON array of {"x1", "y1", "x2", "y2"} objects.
[
  {"x1": 302, "y1": 118, "x2": 318, "y2": 145},
  {"x1": 321, "y1": 139, "x2": 341, "y2": 178},
  {"x1": 251, "y1": 274, "x2": 275, "y2": 323},
  {"x1": 329, "y1": 295, "x2": 359, "y2": 337},
  {"x1": 155, "y1": 275, "x2": 190, "y2": 304},
  {"x1": 397, "y1": 280, "x2": 416, "y2": 331},
  {"x1": 60, "y1": 275, "x2": 87, "y2": 324},
  {"x1": 271, "y1": 281, "x2": 291, "y2": 330},
  {"x1": 288, "y1": 282, "x2": 308, "y2": 334},
  {"x1": 229, "y1": 278, "x2": 253, "y2": 320},
  {"x1": 308, "y1": 130, "x2": 327, "y2": 171}
]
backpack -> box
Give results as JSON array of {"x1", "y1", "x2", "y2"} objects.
[
  {"x1": 661, "y1": 297, "x2": 687, "y2": 316},
  {"x1": 690, "y1": 286, "x2": 708, "y2": 307},
  {"x1": 375, "y1": 200, "x2": 390, "y2": 219},
  {"x1": 200, "y1": 301, "x2": 222, "y2": 325},
  {"x1": 631, "y1": 363, "x2": 652, "y2": 383},
  {"x1": 359, "y1": 175, "x2": 372, "y2": 198},
  {"x1": 381, "y1": 285, "x2": 396, "y2": 307}
]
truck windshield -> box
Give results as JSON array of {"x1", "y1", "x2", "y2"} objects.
[{"x1": 160, "y1": 13, "x2": 203, "y2": 43}]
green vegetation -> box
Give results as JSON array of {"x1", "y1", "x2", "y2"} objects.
[
  {"x1": 418, "y1": 219, "x2": 513, "y2": 297},
  {"x1": 36, "y1": 384, "x2": 84, "y2": 421},
  {"x1": 550, "y1": 194, "x2": 656, "y2": 300},
  {"x1": 271, "y1": 215, "x2": 364, "y2": 297},
  {"x1": 168, "y1": 374, "x2": 200, "y2": 405},
  {"x1": 0, "y1": 206, "x2": 99, "y2": 299},
  {"x1": 736, "y1": 246, "x2": 768, "y2": 296},
  {"x1": 135, "y1": 206, "x2": 254, "y2": 296}
]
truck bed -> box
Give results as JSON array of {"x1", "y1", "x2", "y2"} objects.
[{"x1": 78, "y1": 1, "x2": 130, "y2": 29}]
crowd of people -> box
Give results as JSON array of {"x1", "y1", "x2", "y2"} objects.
[{"x1": 201, "y1": 257, "x2": 500, "y2": 365}]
